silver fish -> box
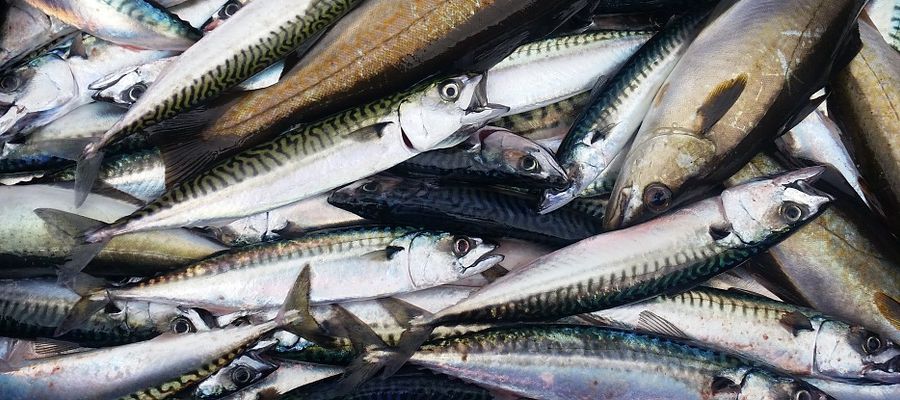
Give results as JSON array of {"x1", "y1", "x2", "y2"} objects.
[
  {"x1": 214, "y1": 358, "x2": 343, "y2": 400},
  {"x1": 590, "y1": 286, "x2": 900, "y2": 383},
  {"x1": 0, "y1": 0, "x2": 75, "y2": 71}
]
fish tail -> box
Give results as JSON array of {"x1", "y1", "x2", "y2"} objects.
[
  {"x1": 55, "y1": 273, "x2": 110, "y2": 337},
  {"x1": 74, "y1": 146, "x2": 105, "y2": 207},
  {"x1": 277, "y1": 265, "x2": 333, "y2": 345},
  {"x1": 32, "y1": 208, "x2": 112, "y2": 286}
]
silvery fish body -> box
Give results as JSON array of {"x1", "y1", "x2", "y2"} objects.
[
  {"x1": 410, "y1": 325, "x2": 834, "y2": 400},
  {"x1": 591, "y1": 286, "x2": 900, "y2": 383},
  {"x1": 213, "y1": 358, "x2": 343, "y2": 400},
  {"x1": 84, "y1": 74, "x2": 505, "y2": 241},
  {"x1": 44, "y1": 147, "x2": 166, "y2": 203},
  {"x1": 866, "y1": 0, "x2": 900, "y2": 50},
  {"x1": 418, "y1": 168, "x2": 830, "y2": 327},
  {"x1": 23, "y1": 0, "x2": 201, "y2": 50},
  {"x1": 0, "y1": 0, "x2": 75, "y2": 70}
]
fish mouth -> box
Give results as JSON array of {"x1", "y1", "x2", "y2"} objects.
[
  {"x1": 469, "y1": 253, "x2": 504, "y2": 271},
  {"x1": 539, "y1": 184, "x2": 577, "y2": 214},
  {"x1": 863, "y1": 355, "x2": 900, "y2": 383}
]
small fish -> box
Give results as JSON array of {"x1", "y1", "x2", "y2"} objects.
[
  {"x1": 590, "y1": 286, "x2": 900, "y2": 383},
  {"x1": 0, "y1": 268, "x2": 324, "y2": 400},
  {"x1": 605, "y1": 0, "x2": 866, "y2": 229},
  {"x1": 328, "y1": 176, "x2": 604, "y2": 245},
  {"x1": 214, "y1": 357, "x2": 343, "y2": 400},
  {"x1": 407, "y1": 325, "x2": 835, "y2": 400},
  {"x1": 726, "y1": 153, "x2": 900, "y2": 344},
  {"x1": 23, "y1": 0, "x2": 201, "y2": 50},
  {"x1": 541, "y1": 9, "x2": 710, "y2": 213},
  {"x1": 776, "y1": 108, "x2": 877, "y2": 210},
  {"x1": 395, "y1": 127, "x2": 567, "y2": 189}
]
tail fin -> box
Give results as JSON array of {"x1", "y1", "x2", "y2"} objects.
[
  {"x1": 277, "y1": 265, "x2": 334, "y2": 346},
  {"x1": 54, "y1": 272, "x2": 109, "y2": 337},
  {"x1": 32, "y1": 208, "x2": 109, "y2": 285},
  {"x1": 74, "y1": 150, "x2": 104, "y2": 207}
]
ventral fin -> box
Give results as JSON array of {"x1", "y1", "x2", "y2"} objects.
[{"x1": 696, "y1": 73, "x2": 747, "y2": 135}]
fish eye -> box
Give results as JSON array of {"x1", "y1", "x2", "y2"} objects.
[
  {"x1": 170, "y1": 317, "x2": 195, "y2": 334},
  {"x1": 780, "y1": 202, "x2": 805, "y2": 223},
  {"x1": 0, "y1": 75, "x2": 20, "y2": 92},
  {"x1": 864, "y1": 334, "x2": 884, "y2": 354},
  {"x1": 452, "y1": 236, "x2": 472, "y2": 257},
  {"x1": 520, "y1": 155, "x2": 540, "y2": 173},
  {"x1": 230, "y1": 365, "x2": 253, "y2": 385},
  {"x1": 222, "y1": 1, "x2": 242, "y2": 18},
  {"x1": 126, "y1": 83, "x2": 147, "y2": 102},
  {"x1": 439, "y1": 80, "x2": 461, "y2": 101},
  {"x1": 643, "y1": 183, "x2": 672, "y2": 213},
  {"x1": 794, "y1": 389, "x2": 811, "y2": 400},
  {"x1": 361, "y1": 181, "x2": 379, "y2": 193}
]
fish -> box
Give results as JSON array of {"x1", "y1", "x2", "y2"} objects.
[
  {"x1": 194, "y1": 353, "x2": 279, "y2": 399},
  {"x1": 76, "y1": 0, "x2": 361, "y2": 197},
  {"x1": 0, "y1": 277, "x2": 209, "y2": 347},
  {"x1": 804, "y1": 378, "x2": 900, "y2": 400},
  {"x1": 213, "y1": 357, "x2": 343, "y2": 400},
  {"x1": 0, "y1": 185, "x2": 226, "y2": 277},
  {"x1": 865, "y1": 0, "x2": 900, "y2": 51},
  {"x1": 408, "y1": 324, "x2": 835, "y2": 400},
  {"x1": 113, "y1": 0, "x2": 591, "y2": 194},
  {"x1": 492, "y1": 92, "x2": 589, "y2": 143},
  {"x1": 394, "y1": 127, "x2": 567, "y2": 190},
  {"x1": 776, "y1": 108, "x2": 877, "y2": 210},
  {"x1": 55, "y1": 226, "x2": 502, "y2": 334},
  {"x1": 541, "y1": 9, "x2": 710, "y2": 213},
  {"x1": 589, "y1": 286, "x2": 900, "y2": 383},
  {"x1": 411, "y1": 168, "x2": 830, "y2": 328},
  {"x1": 0, "y1": 0, "x2": 230, "y2": 141},
  {"x1": 0, "y1": 0, "x2": 76, "y2": 71},
  {"x1": 288, "y1": 370, "x2": 495, "y2": 400},
  {"x1": 40, "y1": 147, "x2": 166, "y2": 203},
  {"x1": 204, "y1": 193, "x2": 365, "y2": 247},
  {"x1": 201, "y1": 0, "x2": 253, "y2": 31},
  {"x1": 829, "y1": 16, "x2": 900, "y2": 236},
  {"x1": 604, "y1": 0, "x2": 866, "y2": 229},
  {"x1": 0, "y1": 268, "x2": 324, "y2": 400},
  {"x1": 328, "y1": 176, "x2": 604, "y2": 245},
  {"x1": 53, "y1": 74, "x2": 505, "y2": 274},
  {"x1": 23, "y1": 0, "x2": 201, "y2": 51},
  {"x1": 725, "y1": 153, "x2": 900, "y2": 344}
]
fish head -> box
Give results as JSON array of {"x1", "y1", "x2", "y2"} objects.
[
  {"x1": 478, "y1": 127, "x2": 567, "y2": 188},
  {"x1": 0, "y1": 53, "x2": 76, "y2": 138},
  {"x1": 404, "y1": 231, "x2": 503, "y2": 287},
  {"x1": 603, "y1": 129, "x2": 716, "y2": 229},
  {"x1": 735, "y1": 369, "x2": 834, "y2": 400},
  {"x1": 719, "y1": 167, "x2": 831, "y2": 246},
  {"x1": 90, "y1": 68, "x2": 149, "y2": 107},
  {"x1": 194, "y1": 354, "x2": 277, "y2": 399},
  {"x1": 327, "y1": 175, "x2": 415, "y2": 217},
  {"x1": 814, "y1": 321, "x2": 900, "y2": 383},
  {"x1": 140, "y1": 303, "x2": 214, "y2": 335},
  {"x1": 202, "y1": 0, "x2": 246, "y2": 32},
  {"x1": 398, "y1": 74, "x2": 509, "y2": 152}
]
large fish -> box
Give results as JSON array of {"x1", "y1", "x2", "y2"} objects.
[
  {"x1": 590, "y1": 286, "x2": 900, "y2": 383},
  {"x1": 47, "y1": 74, "x2": 505, "y2": 277},
  {"x1": 829, "y1": 16, "x2": 900, "y2": 236},
  {"x1": 23, "y1": 0, "x2": 201, "y2": 50},
  {"x1": 92, "y1": 0, "x2": 591, "y2": 194},
  {"x1": 604, "y1": 0, "x2": 866, "y2": 229},
  {"x1": 726, "y1": 154, "x2": 900, "y2": 344},
  {"x1": 408, "y1": 325, "x2": 834, "y2": 400},
  {"x1": 541, "y1": 9, "x2": 709, "y2": 213}
]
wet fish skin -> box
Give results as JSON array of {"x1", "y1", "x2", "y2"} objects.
[
  {"x1": 409, "y1": 324, "x2": 834, "y2": 400},
  {"x1": 865, "y1": 0, "x2": 900, "y2": 51},
  {"x1": 81, "y1": 74, "x2": 504, "y2": 242},
  {"x1": 285, "y1": 370, "x2": 494, "y2": 400},
  {"x1": 776, "y1": 109, "x2": 875, "y2": 209},
  {"x1": 416, "y1": 167, "x2": 831, "y2": 327},
  {"x1": 541, "y1": 9, "x2": 709, "y2": 213},
  {"x1": 605, "y1": 0, "x2": 867, "y2": 229},
  {"x1": 0, "y1": 278, "x2": 201, "y2": 346},
  {"x1": 217, "y1": 358, "x2": 344, "y2": 400},
  {"x1": 396, "y1": 127, "x2": 567, "y2": 190},
  {"x1": 591, "y1": 286, "x2": 900, "y2": 383},
  {"x1": 0, "y1": 0, "x2": 75, "y2": 71},
  {"x1": 804, "y1": 378, "x2": 900, "y2": 400},
  {"x1": 328, "y1": 176, "x2": 604, "y2": 245},
  {"x1": 194, "y1": 353, "x2": 279, "y2": 399},
  {"x1": 43, "y1": 147, "x2": 166, "y2": 203},
  {"x1": 492, "y1": 92, "x2": 589, "y2": 143},
  {"x1": 24, "y1": 0, "x2": 201, "y2": 51},
  {"x1": 829, "y1": 17, "x2": 900, "y2": 236},
  {"x1": 726, "y1": 153, "x2": 900, "y2": 344}
]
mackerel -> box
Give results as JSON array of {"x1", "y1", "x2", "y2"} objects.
[
  {"x1": 81, "y1": 0, "x2": 361, "y2": 185},
  {"x1": 23, "y1": 0, "x2": 201, "y2": 51},
  {"x1": 0, "y1": 0, "x2": 75, "y2": 71},
  {"x1": 492, "y1": 92, "x2": 589, "y2": 142},
  {"x1": 590, "y1": 286, "x2": 900, "y2": 383},
  {"x1": 287, "y1": 370, "x2": 494, "y2": 400},
  {"x1": 415, "y1": 168, "x2": 830, "y2": 327},
  {"x1": 541, "y1": 10, "x2": 709, "y2": 213},
  {"x1": 212, "y1": 358, "x2": 343, "y2": 400},
  {"x1": 409, "y1": 325, "x2": 834, "y2": 400}
]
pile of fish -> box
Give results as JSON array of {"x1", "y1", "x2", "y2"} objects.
[{"x1": 1, "y1": 0, "x2": 899, "y2": 398}]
